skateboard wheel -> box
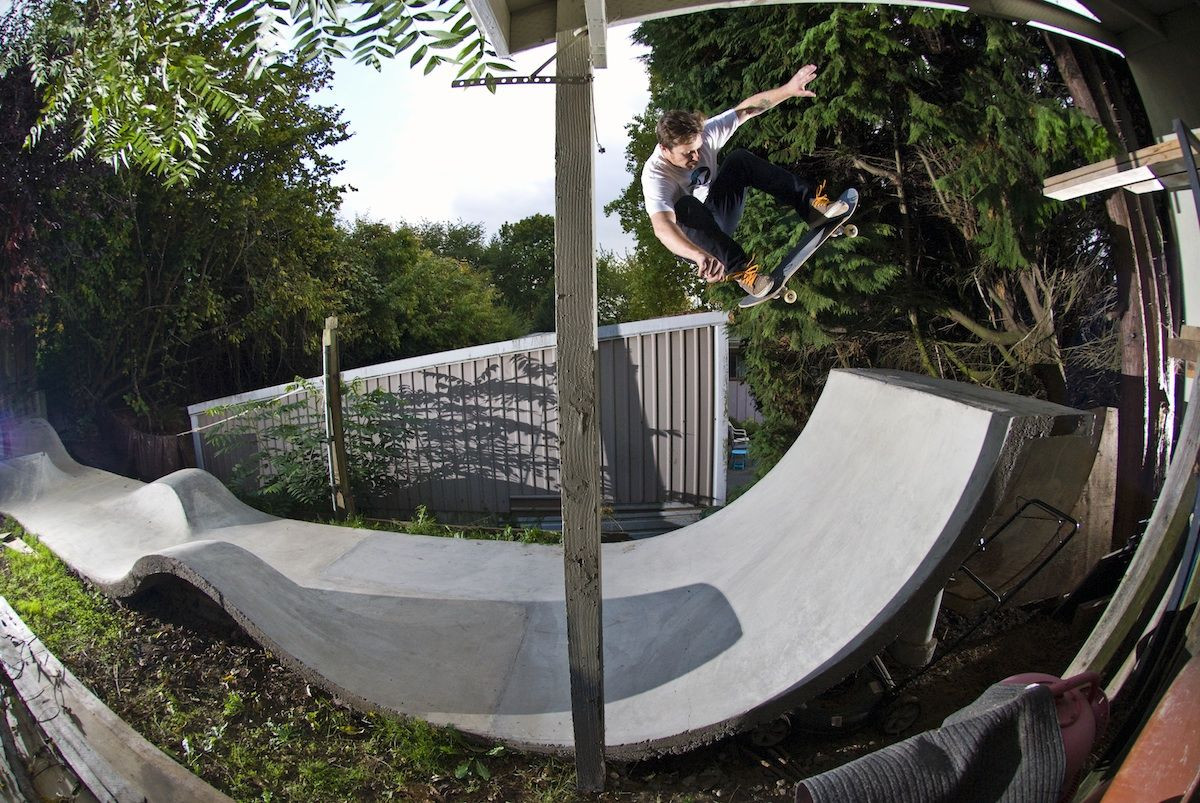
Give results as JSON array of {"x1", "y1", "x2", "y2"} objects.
[
  {"x1": 843, "y1": 224, "x2": 858, "y2": 238},
  {"x1": 784, "y1": 289, "x2": 797, "y2": 304},
  {"x1": 879, "y1": 694, "x2": 921, "y2": 735}
]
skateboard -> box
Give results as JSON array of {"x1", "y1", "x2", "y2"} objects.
[{"x1": 737, "y1": 187, "x2": 859, "y2": 309}]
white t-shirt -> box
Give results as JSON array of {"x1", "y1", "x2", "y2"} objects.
[{"x1": 641, "y1": 109, "x2": 742, "y2": 216}]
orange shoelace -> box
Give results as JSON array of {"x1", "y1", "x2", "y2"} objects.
[
  {"x1": 812, "y1": 179, "x2": 830, "y2": 210},
  {"x1": 727, "y1": 261, "x2": 761, "y2": 284}
]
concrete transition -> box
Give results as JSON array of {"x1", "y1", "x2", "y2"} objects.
[{"x1": 0, "y1": 369, "x2": 1099, "y2": 758}]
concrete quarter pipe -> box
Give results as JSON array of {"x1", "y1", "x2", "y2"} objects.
[{"x1": 0, "y1": 369, "x2": 1097, "y2": 757}]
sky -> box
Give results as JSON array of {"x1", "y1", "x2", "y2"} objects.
[{"x1": 313, "y1": 25, "x2": 652, "y2": 255}]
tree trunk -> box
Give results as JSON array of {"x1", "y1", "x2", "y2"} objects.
[
  {"x1": 1047, "y1": 36, "x2": 1174, "y2": 548},
  {"x1": 0, "y1": 321, "x2": 39, "y2": 415}
]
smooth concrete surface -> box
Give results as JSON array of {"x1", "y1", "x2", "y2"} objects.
[{"x1": 0, "y1": 370, "x2": 1098, "y2": 758}]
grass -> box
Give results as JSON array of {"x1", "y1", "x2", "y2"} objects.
[
  {"x1": 329, "y1": 505, "x2": 563, "y2": 545},
  {"x1": 0, "y1": 516, "x2": 587, "y2": 802},
  {"x1": 0, "y1": 520, "x2": 126, "y2": 657}
]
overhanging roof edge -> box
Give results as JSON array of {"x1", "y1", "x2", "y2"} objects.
[
  {"x1": 464, "y1": 0, "x2": 513, "y2": 57},
  {"x1": 499, "y1": 0, "x2": 1127, "y2": 56}
]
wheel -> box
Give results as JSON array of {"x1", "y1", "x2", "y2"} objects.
[
  {"x1": 879, "y1": 694, "x2": 921, "y2": 735},
  {"x1": 783, "y1": 289, "x2": 797, "y2": 304},
  {"x1": 843, "y1": 224, "x2": 858, "y2": 238},
  {"x1": 745, "y1": 714, "x2": 792, "y2": 748},
  {"x1": 792, "y1": 669, "x2": 885, "y2": 734}
]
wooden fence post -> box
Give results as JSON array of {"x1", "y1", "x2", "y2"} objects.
[
  {"x1": 554, "y1": 27, "x2": 605, "y2": 792},
  {"x1": 323, "y1": 316, "x2": 356, "y2": 519}
]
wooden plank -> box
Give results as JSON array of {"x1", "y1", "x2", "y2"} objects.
[
  {"x1": 553, "y1": 24, "x2": 605, "y2": 792},
  {"x1": 1100, "y1": 655, "x2": 1200, "y2": 802},
  {"x1": 1168, "y1": 337, "x2": 1200, "y2": 363},
  {"x1": 323, "y1": 317, "x2": 356, "y2": 519},
  {"x1": 1068, "y1": 372, "x2": 1200, "y2": 685},
  {"x1": 1043, "y1": 129, "x2": 1200, "y2": 200},
  {"x1": 0, "y1": 598, "x2": 234, "y2": 802}
]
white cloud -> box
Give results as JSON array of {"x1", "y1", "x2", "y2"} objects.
[{"x1": 316, "y1": 25, "x2": 650, "y2": 253}]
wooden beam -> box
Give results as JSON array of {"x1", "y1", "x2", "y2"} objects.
[
  {"x1": 323, "y1": 316, "x2": 356, "y2": 519},
  {"x1": 1068, "y1": 364, "x2": 1200, "y2": 687},
  {"x1": 1168, "y1": 325, "x2": 1200, "y2": 363},
  {"x1": 553, "y1": 24, "x2": 606, "y2": 792},
  {"x1": 1043, "y1": 129, "x2": 1200, "y2": 200},
  {"x1": 584, "y1": 0, "x2": 608, "y2": 67},
  {"x1": 462, "y1": 0, "x2": 512, "y2": 57}
]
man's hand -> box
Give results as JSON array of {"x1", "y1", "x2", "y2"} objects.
[
  {"x1": 735, "y1": 64, "x2": 819, "y2": 123},
  {"x1": 785, "y1": 64, "x2": 818, "y2": 99},
  {"x1": 694, "y1": 252, "x2": 725, "y2": 282},
  {"x1": 649, "y1": 211, "x2": 727, "y2": 281}
]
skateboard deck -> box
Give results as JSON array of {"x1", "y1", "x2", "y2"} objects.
[{"x1": 737, "y1": 187, "x2": 859, "y2": 309}]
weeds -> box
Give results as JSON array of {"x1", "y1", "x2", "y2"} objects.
[{"x1": 323, "y1": 505, "x2": 562, "y2": 545}]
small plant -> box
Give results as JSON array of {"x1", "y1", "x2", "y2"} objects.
[
  {"x1": 222, "y1": 690, "x2": 246, "y2": 719},
  {"x1": 394, "y1": 507, "x2": 562, "y2": 545},
  {"x1": 455, "y1": 744, "x2": 505, "y2": 781},
  {"x1": 206, "y1": 379, "x2": 413, "y2": 516}
]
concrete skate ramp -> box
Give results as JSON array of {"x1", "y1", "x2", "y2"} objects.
[{"x1": 0, "y1": 369, "x2": 1096, "y2": 757}]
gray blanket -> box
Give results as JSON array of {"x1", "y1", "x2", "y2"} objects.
[{"x1": 797, "y1": 682, "x2": 1065, "y2": 803}]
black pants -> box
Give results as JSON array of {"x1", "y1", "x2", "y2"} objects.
[{"x1": 674, "y1": 149, "x2": 815, "y2": 275}]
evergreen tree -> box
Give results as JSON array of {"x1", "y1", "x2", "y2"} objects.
[{"x1": 620, "y1": 7, "x2": 1115, "y2": 467}]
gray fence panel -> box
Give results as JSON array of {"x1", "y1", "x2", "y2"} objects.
[{"x1": 189, "y1": 314, "x2": 726, "y2": 519}]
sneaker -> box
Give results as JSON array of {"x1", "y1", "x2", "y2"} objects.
[
  {"x1": 807, "y1": 180, "x2": 849, "y2": 226},
  {"x1": 729, "y1": 261, "x2": 774, "y2": 297}
]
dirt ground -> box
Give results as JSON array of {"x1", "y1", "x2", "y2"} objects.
[{"x1": 61, "y1": 582, "x2": 1087, "y2": 803}]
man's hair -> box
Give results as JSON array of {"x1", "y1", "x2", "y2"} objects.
[{"x1": 656, "y1": 110, "x2": 705, "y2": 148}]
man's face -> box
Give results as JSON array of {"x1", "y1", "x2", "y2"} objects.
[{"x1": 661, "y1": 135, "x2": 703, "y2": 169}]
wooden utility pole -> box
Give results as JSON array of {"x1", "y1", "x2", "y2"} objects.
[
  {"x1": 322, "y1": 316, "x2": 356, "y2": 519},
  {"x1": 553, "y1": 27, "x2": 605, "y2": 792}
]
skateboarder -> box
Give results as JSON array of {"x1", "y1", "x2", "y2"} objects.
[{"x1": 641, "y1": 64, "x2": 849, "y2": 297}]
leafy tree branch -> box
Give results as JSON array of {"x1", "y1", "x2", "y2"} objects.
[{"x1": 1, "y1": 0, "x2": 510, "y2": 186}]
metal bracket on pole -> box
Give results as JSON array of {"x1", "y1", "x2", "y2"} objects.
[
  {"x1": 451, "y1": 28, "x2": 591, "y2": 88},
  {"x1": 451, "y1": 74, "x2": 592, "y2": 87}
]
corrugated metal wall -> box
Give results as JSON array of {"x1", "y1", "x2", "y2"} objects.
[
  {"x1": 728, "y1": 381, "x2": 763, "y2": 423},
  {"x1": 189, "y1": 313, "x2": 725, "y2": 518}
]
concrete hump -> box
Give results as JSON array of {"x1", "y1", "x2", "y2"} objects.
[
  {"x1": 0, "y1": 370, "x2": 1098, "y2": 759},
  {"x1": 151, "y1": 469, "x2": 276, "y2": 530}
]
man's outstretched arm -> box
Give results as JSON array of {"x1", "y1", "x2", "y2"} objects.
[{"x1": 735, "y1": 64, "x2": 818, "y2": 123}]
